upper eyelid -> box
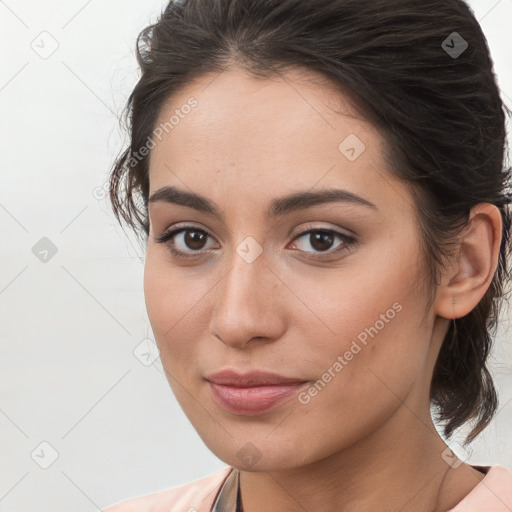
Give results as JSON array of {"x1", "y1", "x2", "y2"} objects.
[{"x1": 161, "y1": 222, "x2": 352, "y2": 236}]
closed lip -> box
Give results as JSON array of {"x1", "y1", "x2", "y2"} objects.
[{"x1": 205, "y1": 369, "x2": 308, "y2": 387}]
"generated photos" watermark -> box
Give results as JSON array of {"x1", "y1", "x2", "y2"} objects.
[{"x1": 298, "y1": 301, "x2": 403, "y2": 405}]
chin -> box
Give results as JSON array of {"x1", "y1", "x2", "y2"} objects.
[{"x1": 204, "y1": 435, "x2": 317, "y2": 472}]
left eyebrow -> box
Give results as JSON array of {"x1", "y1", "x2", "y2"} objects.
[
  {"x1": 147, "y1": 185, "x2": 378, "y2": 219},
  {"x1": 267, "y1": 187, "x2": 378, "y2": 216}
]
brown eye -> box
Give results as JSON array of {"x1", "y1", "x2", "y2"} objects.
[
  {"x1": 290, "y1": 228, "x2": 355, "y2": 260},
  {"x1": 183, "y1": 230, "x2": 208, "y2": 250},
  {"x1": 155, "y1": 226, "x2": 217, "y2": 259},
  {"x1": 308, "y1": 231, "x2": 335, "y2": 252}
]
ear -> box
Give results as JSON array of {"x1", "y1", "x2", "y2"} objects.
[{"x1": 434, "y1": 203, "x2": 503, "y2": 319}]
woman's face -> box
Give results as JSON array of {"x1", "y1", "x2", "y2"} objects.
[{"x1": 144, "y1": 66, "x2": 440, "y2": 471}]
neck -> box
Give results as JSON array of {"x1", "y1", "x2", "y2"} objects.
[{"x1": 239, "y1": 393, "x2": 483, "y2": 512}]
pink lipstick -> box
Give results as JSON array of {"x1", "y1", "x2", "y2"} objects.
[{"x1": 205, "y1": 369, "x2": 308, "y2": 415}]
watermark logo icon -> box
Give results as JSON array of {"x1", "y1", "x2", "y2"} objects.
[
  {"x1": 441, "y1": 441, "x2": 469, "y2": 469},
  {"x1": 237, "y1": 442, "x2": 262, "y2": 468},
  {"x1": 133, "y1": 338, "x2": 160, "y2": 366},
  {"x1": 32, "y1": 237, "x2": 58, "y2": 263},
  {"x1": 442, "y1": 32, "x2": 468, "y2": 59},
  {"x1": 236, "y1": 236, "x2": 263, "y2": 264},
  {"x1": 339, "y1": 134, "x2": 366, "y2": 161},
  {"x1": 31, "y1": 441, "x2": 59, "y2": 469},
  {"x1": 31, "y1": 31, "x2": 59, "y2": 60}
]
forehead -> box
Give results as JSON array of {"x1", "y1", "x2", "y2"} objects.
[
  {"x1": 147, "y1": 66, "x2": 413, "y2": 218},
  {"x1": 151, "y1": 66, "x2": 370, "y2": 158}
]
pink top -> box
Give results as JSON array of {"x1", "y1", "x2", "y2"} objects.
[
  {"x1": 448, "y1": 465, "x2": 512, "y2": 511},
  {"x1": 103, "y1": 464, "x2": 512, "y2": 511}
]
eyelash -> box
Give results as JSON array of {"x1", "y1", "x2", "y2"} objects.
[{"x1": 154, "y1": 225, "x2": 356, "y2": 261}]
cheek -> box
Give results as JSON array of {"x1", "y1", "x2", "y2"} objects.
[
  {"x1": 144, "y1": 247, "x2": 202, "y2": 327},
  {"x1": 143, "y1": 251, "x2": 204, "y2": 366},
  {"x1": 294, "y1": 254, "x2": 431, "y2": 406},
  {"x1": 143, "y1": 255, "x2": 176, "y2": 337},
  {"x1": 289, "y1": 303, "x2": 431, "y2": 459},
  {"x1": 301, "y1": 296, "x2": 431, "y2": 423}
]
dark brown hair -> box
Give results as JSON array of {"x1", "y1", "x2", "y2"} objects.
[{"x1": 109, "y1": 0, "x2": 512, "y2": 445}]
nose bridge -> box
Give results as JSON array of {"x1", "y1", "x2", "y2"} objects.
[
  {"x1": 209, "y1": 242, "x2": 284, "y2": 347},
  {"x1": 219, "y1": 244, "x2": 271, "y2": 315}
]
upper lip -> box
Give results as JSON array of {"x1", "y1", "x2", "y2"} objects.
[{"x1": 205, "y1": 369, "x2": 308, "y2": 387}]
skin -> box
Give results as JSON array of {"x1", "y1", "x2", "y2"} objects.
[{"x1": 143, "y1": 66, "x2": 502, "y2": 512}]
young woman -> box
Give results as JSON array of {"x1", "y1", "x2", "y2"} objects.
[{"x1": 104, "y1": 0, "x2": 512, "y2": 510}]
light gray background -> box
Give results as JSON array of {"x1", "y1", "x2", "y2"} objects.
[{"x1": 0, "y1": 1, "x2": 511, "y2": 510}]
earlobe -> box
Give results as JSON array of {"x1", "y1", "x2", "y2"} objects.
[{"x1": 434, "y1": 203, "x2": 502, "y2": 320}]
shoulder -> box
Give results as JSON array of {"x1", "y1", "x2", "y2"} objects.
[
  {"x1": 449, "y1": 465, "x2": 512, "y2": 511},
  {"x1": 103, "y1": 466, "x2": 233, "y2": 512}
]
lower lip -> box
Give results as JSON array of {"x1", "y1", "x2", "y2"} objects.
[{"x1": 208, "y1": 381, "x2": 308, "y2": 415}]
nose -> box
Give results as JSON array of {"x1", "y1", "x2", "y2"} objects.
[{"x1": 208, "y1": 247, "x2": 286, "y2": 349}]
